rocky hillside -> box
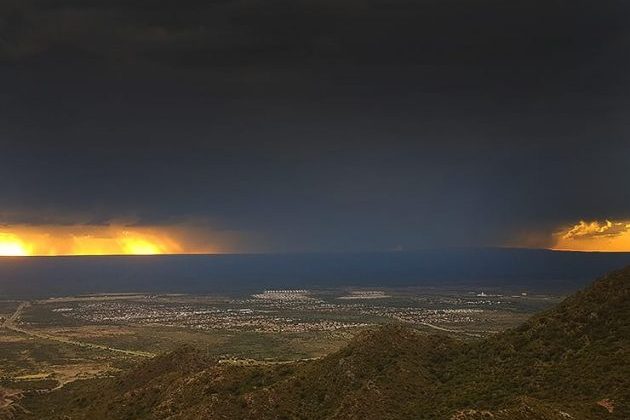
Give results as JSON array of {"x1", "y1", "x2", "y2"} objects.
[{"x1": 20, "y1": 267, "x2": 630, "y2": 419}]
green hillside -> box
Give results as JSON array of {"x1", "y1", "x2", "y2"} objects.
[{"x1": 20, "y1": 268, "x2": 630, "y2": 419}]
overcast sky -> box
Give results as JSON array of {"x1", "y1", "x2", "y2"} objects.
[{"x1": 1, "y1": 0, "x2": 629, "y2": 252}]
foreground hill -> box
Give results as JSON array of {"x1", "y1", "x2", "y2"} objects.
[{"x1": 20, "y1": 267, "x2": 630, "y2": 419}]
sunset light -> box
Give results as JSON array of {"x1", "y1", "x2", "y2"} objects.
[
  {"x1": 551, "y1": 220, "x2": 630, "y2": 252},
  {"x1": 121, "y1": 238, "x2": 162, "y2": 255},
  {"x1": 0, "y1": 226, "x2": 189, "y2": 256},
  {"x1": 0, "y1": 233, "x2": 30, "y2": 256}
]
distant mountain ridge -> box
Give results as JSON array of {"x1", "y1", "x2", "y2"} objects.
[
  {"x1": 20, "y1": 267, "x2": 630, "y2": 419},
  {"x1": 2, "y1": 248, "x2": 630, "y2": 297}
]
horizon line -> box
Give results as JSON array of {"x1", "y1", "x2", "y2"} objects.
[{"x1": 2, "y1": 247, "x2": 630, "y2": 258}]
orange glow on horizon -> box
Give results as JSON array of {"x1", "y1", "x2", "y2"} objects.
[
  {"x1": 0, "y1": 225, "x2": 218, "y2": 256},
  {"x1": 551, "y1": 220, "x2": 630, "y2": 252},
  {"x1": 0, "y1": 233, "x2": 30, "y2": 256}
]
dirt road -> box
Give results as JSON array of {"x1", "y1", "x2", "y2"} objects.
[{"x1": 2, "y1": 302, "x2": 154, "y2": 358}]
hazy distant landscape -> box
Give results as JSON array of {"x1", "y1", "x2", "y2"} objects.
[
  {"x1": 2, "y1": 249, "x2": 630, "y2": 297},
  {"x1": 1, "y1": 282, "x2": 560, "y2": 388}
]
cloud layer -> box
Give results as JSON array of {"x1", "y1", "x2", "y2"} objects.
[
  {"x1": 1, "y1": 0, "x2": 629, "y2": 252},
  {"x1": 553, "y1": 220, "x2": 630, "y2": 252}
]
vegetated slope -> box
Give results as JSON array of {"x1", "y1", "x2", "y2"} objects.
[
  {"x1": 437, "y1": 266, "x2": 630, "y2": 418},
  {"x1": 21, "y1": 267, "x2": 630, "y2": 419}
]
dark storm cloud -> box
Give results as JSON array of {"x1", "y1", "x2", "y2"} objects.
[
  {"x1": 1, "y1": 0, "x2": 629, "y2": 251},
  {"x1": 1, "y1": 0, "x2": 626, "y2": 65}
]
